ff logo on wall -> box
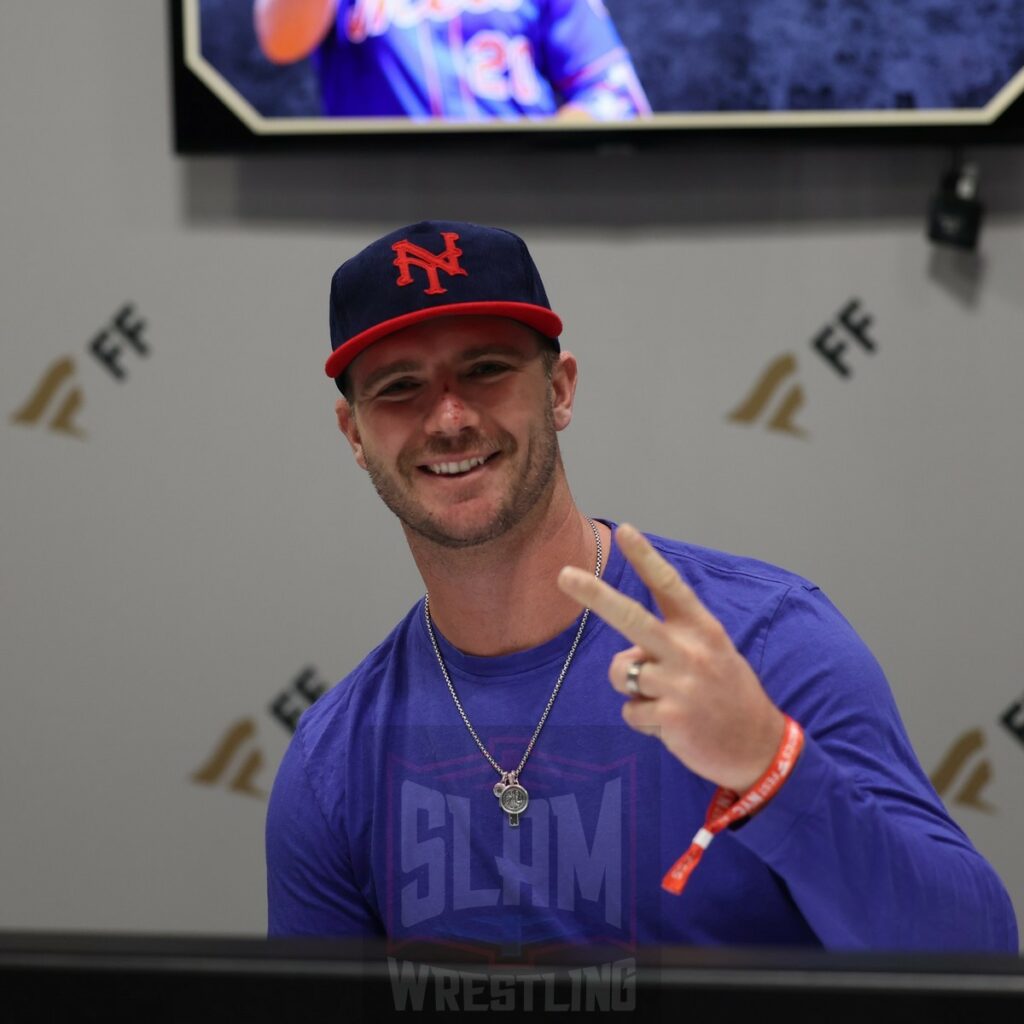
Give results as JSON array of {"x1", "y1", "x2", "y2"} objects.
[
  {"x1": 191, "y1": 665, "x2": 330, "y2": 800},
  {"x1": 929, "y1": 689, "x2": 1024, "y2": 815},
  {"x1": 728, "y1": 298, "x2": 879, "y2": 437},
  {"x1": 9, "y1": 304, "x2": 151, "y2": 438}
]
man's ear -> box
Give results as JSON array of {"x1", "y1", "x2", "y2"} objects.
[
  {"x1": 335, "y1": 397, "x2": 367, "y2": 470},
  {"x1": 550, "y1": 351, "x2": 578, "y2": 431}
]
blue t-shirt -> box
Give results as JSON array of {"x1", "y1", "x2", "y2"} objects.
[
  {"x1": 266, "y1": 525, "x2": 1018, "y2": 952},
  {"x1": 314, "y1": 0, "x2": 651, "y2": 119}
]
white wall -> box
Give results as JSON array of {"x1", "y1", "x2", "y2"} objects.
[{"x1": 2, "y1": 1, "x2": 1022, "y2": 942}]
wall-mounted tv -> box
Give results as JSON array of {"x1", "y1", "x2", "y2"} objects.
[{"x1": 171, "y1": 0, "x2": 1024, "y2": 151}]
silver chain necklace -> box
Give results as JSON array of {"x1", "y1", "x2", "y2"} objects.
[{"x1": 423, "y1": 518, "x2": 603, "y2": 827}]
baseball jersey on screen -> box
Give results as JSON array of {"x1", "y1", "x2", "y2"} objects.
[{"x1": 313, "y1": 0, "x2": 651, "y2": 119}]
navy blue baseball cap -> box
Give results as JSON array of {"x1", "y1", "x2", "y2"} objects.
[{"x1": 325, "y1": 220, "x2": 563, "y2": 388}]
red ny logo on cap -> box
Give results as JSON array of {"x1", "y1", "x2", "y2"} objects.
[{"x1": 391, "y1": 232, "x2": 468, "y2": 295}]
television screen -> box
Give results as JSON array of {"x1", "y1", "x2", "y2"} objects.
[{"x1": 172, "y1": 0, "x2": 1024, "y2": 150}]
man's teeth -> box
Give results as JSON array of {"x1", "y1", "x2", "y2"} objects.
[{"x1": 428, "y1": 456, "x2": 489, "y2": 476}]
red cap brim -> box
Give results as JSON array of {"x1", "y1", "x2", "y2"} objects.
[{"x1": 325, "y1": 301, "x2": 563, "y2": 380}]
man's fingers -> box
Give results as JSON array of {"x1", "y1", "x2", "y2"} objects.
[
  {"x1": 616, "y1": 524, "x2": 715, "y2": 628},
  {"x1": 558, "y1": 566, "x2": 677, "y2": 662},
  {"x1": 621, "y1": 697, "x2": 663, "y2": 736},
  {"x1": 610, "y1": 649, "x2": 670, "y2": 700}
]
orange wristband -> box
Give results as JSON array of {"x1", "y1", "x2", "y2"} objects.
[{"x1": 661, "y1": 715, "x2": 805, "y2": 896}]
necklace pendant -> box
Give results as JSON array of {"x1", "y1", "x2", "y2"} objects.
[
  {"x1": 493, "y1": 770, "x2": 512, "y2": 800},
  {"x1": 498, "y1": 778, "x2": 529, "y2": 827},
  {"x1": 426, "y1": 520, "x2": 602, "y2": 832}
]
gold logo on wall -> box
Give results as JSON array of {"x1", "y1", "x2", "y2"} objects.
[
  {"x1": 727, "y1": 352, "x2": 808, "y2": 437},
  {"x1": 190, "y1": 670, "x2": 331, "y2": 802},
  {"x1": 10, "y1": 356, "x2": 86, "y2": 438},
  {"x1": 930, "y1": 728, "x2": 995, "y2": 813},
  {"x1": 191, "y1": 718, "x2": 266, "y2": 799}
]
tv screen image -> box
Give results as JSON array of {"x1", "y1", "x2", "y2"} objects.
[{"x1": 172, "y1": 0, "x2": 1024, "y2": 147}]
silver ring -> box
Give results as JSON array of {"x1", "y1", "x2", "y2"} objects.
[{"x1": 625, "y1": 660, "x2": 645, "y2": 697}]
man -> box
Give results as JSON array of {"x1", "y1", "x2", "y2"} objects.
[
  {"x1": 253, "y1": 0, "x2": 651, "y2": 120},
  {"x1": 266, "y1": 220, "x2": 1018, "y2": 951}
]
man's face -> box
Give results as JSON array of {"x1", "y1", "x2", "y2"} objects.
[{"x1": 336, "y1": 316, "x2": 575, "y2": 549}]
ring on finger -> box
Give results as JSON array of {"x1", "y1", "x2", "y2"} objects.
[{"x1": 625, "y1": 659, "x2": 646, "y2": 697}]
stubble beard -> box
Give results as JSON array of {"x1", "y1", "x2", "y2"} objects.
[{"x1": 362, "y1": 401, "x2": 560, "y2": 550}]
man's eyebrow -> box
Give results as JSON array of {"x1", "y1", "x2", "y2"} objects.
[{"x1": 456, "y1": 344, "x2": 533, "y2": 363}]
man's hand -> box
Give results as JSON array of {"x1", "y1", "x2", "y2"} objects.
[{"x1": 558, "y1": 524, "x2": 785, "y2": 793}]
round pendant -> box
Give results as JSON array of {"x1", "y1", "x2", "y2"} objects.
[
  {"x1": 492, "y1": 781, "x2": 507, "y2": 798},
  {"x1": 499, "y1": 783, "x2": 529, "y2": 816}
]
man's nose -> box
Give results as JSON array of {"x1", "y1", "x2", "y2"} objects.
[{"x1": 424, "y1": 386, "x2": 479, "y2": 436}]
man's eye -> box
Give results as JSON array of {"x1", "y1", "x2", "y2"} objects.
[
  {"x1": 467, "y1": 362, "x2": 510, "y2": 377},
  {"x1": 376, "y1": 379, "x2": 420, "y2": 397}
]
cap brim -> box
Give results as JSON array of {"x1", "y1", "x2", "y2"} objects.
[{"x1": 325, "y1": 301, "x2": 563, "y2": 380}]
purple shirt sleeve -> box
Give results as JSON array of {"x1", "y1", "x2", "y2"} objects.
[
  {"x1": 266, "y1": 723, "x2": 383, "y2": 937},
  {"x1": 732, "y1": 585, "x2": 1019, "y2": 951}
]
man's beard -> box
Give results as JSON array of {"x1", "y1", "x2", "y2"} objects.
[{"x1": 361, "y1": 402, "x2": 559, "y2": 549}]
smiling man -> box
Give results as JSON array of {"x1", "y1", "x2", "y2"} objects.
[
  {"x1": 265, "y1": 220, "x2": 1018, "y2": 952},
  {"x1": 336, "y1": 317, "x2": 564, "y2": 553}
]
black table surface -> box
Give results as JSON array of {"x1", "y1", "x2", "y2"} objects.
[{"x1": 2, "y1": 930, "x2": 1022, "y2": 1022}]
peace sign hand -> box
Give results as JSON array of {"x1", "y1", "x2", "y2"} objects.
[{"x1": 558, "y1": 524, "x2": 786, "y2": 793}]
